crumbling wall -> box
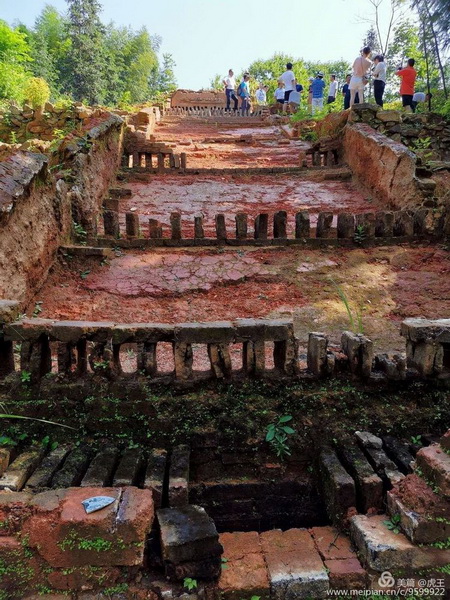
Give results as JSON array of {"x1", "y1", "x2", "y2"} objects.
[
  {"x1": 170, "y1": 89, "x2": 226, "y2": 109},
  {"x1": 0, "y1": 115, "x2": 124, "y2": 304},
  {"x1": 0, "y1": 153, "x2": 71, "y2": 303},
  {"x1": 343, "y1": 122, "x2": 422, "y2": 209}
]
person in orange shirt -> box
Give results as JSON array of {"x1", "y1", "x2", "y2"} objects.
[{"x1": 396, "y1": 58, "x2": 417, "y2": 111}]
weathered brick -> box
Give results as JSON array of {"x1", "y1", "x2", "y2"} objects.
[{"x1": 218, "y1": 532, "x2": 270, "y2": 600}]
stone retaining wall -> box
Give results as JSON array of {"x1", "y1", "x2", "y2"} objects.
[
  {"x1": 95, "y1": 206, "x2": 441, "y2": 248},
  {"x1": 0, "y1": 115, "x2": 124, "y2": 304},
  {"x1": 343, "y1": 123, "x2": 424, "y2": 209},
  {"x1": 0, "y1": 317, "x2": 449, "y2": 388}
]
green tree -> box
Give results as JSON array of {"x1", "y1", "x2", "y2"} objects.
[
  {"x1": 65, "y1": 0, "x2": 106, "y2": 104},
  {"x1": 246, "y1": 53, "x2": 309, "y2": 98},
  {"x1": 0, "y1": 20, "x2": 32, "y2": 102}
]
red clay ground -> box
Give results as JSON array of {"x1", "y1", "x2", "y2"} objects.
[
  {"x1": 31, "y1": 244, "x2": 450, "y2": 354},
  {"x1": 117, "y1": 174, "x2": 380, "y2": 238},
  {"x1": 153, "y1": 117, "x2": 306, "y2": 168}
]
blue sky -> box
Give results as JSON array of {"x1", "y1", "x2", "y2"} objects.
[{"x1": 3, "y1": 0, "x2": 397, "y2": 89}]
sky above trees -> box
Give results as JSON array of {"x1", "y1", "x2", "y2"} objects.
[{"x1": 4, "y1": 0, "x2": 412, "y2": 90}]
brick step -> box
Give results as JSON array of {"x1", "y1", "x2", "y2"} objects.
[
  {"x1": 416, "y1": 443, "x2": 450, "y2": 497},
  {"x1": 218, "y1": 526, "x2": 368, "y2": 599},
  {"x1": 350, "y1": 514, "x2": 450, "y2": 572},
  {"x1": 387, "y1": 474, "x2": 450, "y2": 544}
]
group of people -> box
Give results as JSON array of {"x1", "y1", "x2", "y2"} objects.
[{"x1": 223, "y1": 53, "x2": 432, "y2": 115}]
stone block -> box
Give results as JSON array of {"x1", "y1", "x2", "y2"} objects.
[
  {"x1": 215, "y1": 214, "x2": 227, "y2": 240},
  {"x1": 394, "y1": 211, "x2": 414, "y2": 236},
  {"x1": 401, "y1": 318, "x2": 450, "y2": 344},
  {"x1": 194, "y1": 215, "x2": 204, "y2": 239},
  {"x1": 363, "y1": 446, "x2": 404, "y2": 486},
  {"x1": 376, "y1": 110, "x2": 401, "y2": 123},
  {"x1": 25, "y1": 445, "x2": 71, "y2": 490},
  {"x1": 316, "y1": 212, "x2": 333, "y2": 238},
  {"x1": 310, "y1": 527, "x2": 356, "y2": 561},
  {"x1": 208, "y1": 343, "x2": 232, "y2": 378},
  {"x1": 336, "y1": 213, "x2": 355, "y2": 238},
  {"x1": 111, "y1": 323, "x2": 175, "y2": 344},
  {"x1": 0, "y1": 447, "x2": 45, "y2": 491},
  {"x1": 318, "y1": 449, "x2": 356, "y2": 528},
  {"x1": 338, "y1": 444, "x2": 383, "y2": 513},
  {"x1": 307, "y1": 332, "x2": 328, "y2": 377},
  {"x1": 158, "y1": 504, "x2": 222, "y2": 564},
  {"x1": 273, "y1": 210, "x2": 287, "y2": 239},
  {"x1": 51, "y1": 445, "x2": 93, "y2": 488},
  {"x1": 355, "y1": 431, "x2": 382, "y2": 449},
  {"x1": 295, "y1": 211, "x2": 310, "y2": 238},
  {"x1": 125, "y1": 212, "x2": 140, "y2": 238},
  {"x1": 149, "y1": 218, "x2": 163, "y2": 239},
  {"x1": 80, "y1": 446, "x2": 120, "y2": 487},
  {"x1": 387, "y1": 478, "x2": 450, "y2": 544},
  {"x1": 260, "y1": 529, "x2": 329, "y2": 599},
  {"x1": 375, "y1": 211, "x2": 394, "y2": 237},
  {"x1": 351, "y1": 514, "x2": 450, "y2": 571},
  {"x1": 174, "y1": 342, "x2": 193, "y2": 380},
  {"x1": 325, "y1": 558, "x2": 368, "y2": 590},
  {"x1": 341, "y1": 331, "x2": 373, "y2": 378},
  {"x1": 23, "y1": 486, "x2": 154, "y2": 567},
  {"x1": 254, "y1": 213, "x2": 268, "y2": 240},
  {"x1": 235, "y1": 213, "x2": 247, "y2": 239},
  {"x1": 174, "y1": 322, "x2": 235, "y2": 344},
  {"x1": 143, "y1": 449, "x2": 167, "y2": 508},
  {"x1": 382, "y1": 435, "x2": 414, "y2": 474},
  {"x1": 218, "y1": 531, "x2": 270, "y2": 600},
  {"x1": 169, "y1": 445, "x2": 190, "y2": 507},
  {"x1": 103, "y1": 210, "x2": 120, "y2": 238},
  {"x1": 416, "y1": 444, "x2": 450, "y2": 497},
  {"x1": 112, "y1": 448, "x2": 144, "y2": 487},
  {"x1": 170, "y1": 212, "x2": 182, "y2": 240}
]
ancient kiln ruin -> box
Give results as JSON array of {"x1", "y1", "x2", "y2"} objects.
[{"x1": 0, "y1": 96, "x2": 449, "y2": 599}]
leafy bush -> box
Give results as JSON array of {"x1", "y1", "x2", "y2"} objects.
[{"x1": 23, "y1": 77, "x2": 50, "y2": 109}]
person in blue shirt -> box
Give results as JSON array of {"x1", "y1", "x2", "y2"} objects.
[{"x1": 311, "y1": 72, "x2": 326, "y2": 114}]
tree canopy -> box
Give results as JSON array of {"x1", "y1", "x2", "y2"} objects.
[{"x1": 0, "y1": 1, "x2": 176, "y2": 106}]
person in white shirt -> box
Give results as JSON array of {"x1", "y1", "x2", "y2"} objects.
[
  {"x1": 327, "y1": 74, "x2": 338, "y2": 104},
  {"x1": 349, "y1": 46, "x2": 372, "y2": 107},
  {"x1": 274, "y1": 80, "x2": 285, "y2": 105},
  {"x1": 255, "y1": 83, "x2": 267, "y2": 105},
  {"x1": 372, "y1": 55, "x2": 387, "y2": 107},
  {"x1": 279, "y1": 62, "x2": 296, "y2": 103},
  {"x1": 412, "y1": 91, "x2": 432, "y2": 112},
  {"x1": 222, "y1": 69, "x2": 238, "y2": 112}
]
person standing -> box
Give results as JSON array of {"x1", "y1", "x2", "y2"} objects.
[
  {"x1": 237, "y1": 72, "x2": 251, "y2": 116},
  {"x1": 274, "y1": 80, "x2": 286, "y2": 106},
  {"x1": 396, "y1": 58, "x2": 417, "y2": 111},
  {"x1": 280, "y1": 62, "x2": 296, "y2": 103},
  {"x1": 372, "y1": 55, "x2": 386, "y2": 107},
  {"x1": 342, "y1": 75, "x2": 360, "y2": 109},
  {"x1": 311, "y1": 72, "x2": 326, "y2": 114},
  {"x1": 349, "y1": 46, "x2": 372, "y2": 107},
  {"x1": 223, "y1": 69, "x2": 238, "y2": 112},
  {"x1": 327, "y1": 74, "x2": 338, "y2": 104},
  {"x1": 255, "y1": 83, "x2": 267, "y2": 105}
]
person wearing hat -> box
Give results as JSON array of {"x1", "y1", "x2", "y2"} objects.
[
  {"x1": 327, "y1": 74, "x2": 338, "y2": 104},
  {"x1": 311, "y1": 72, "x2": 326, "y2": 114},
  {"x1": 237, "y1": 72, "x2": 251, "y2": 116}
]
